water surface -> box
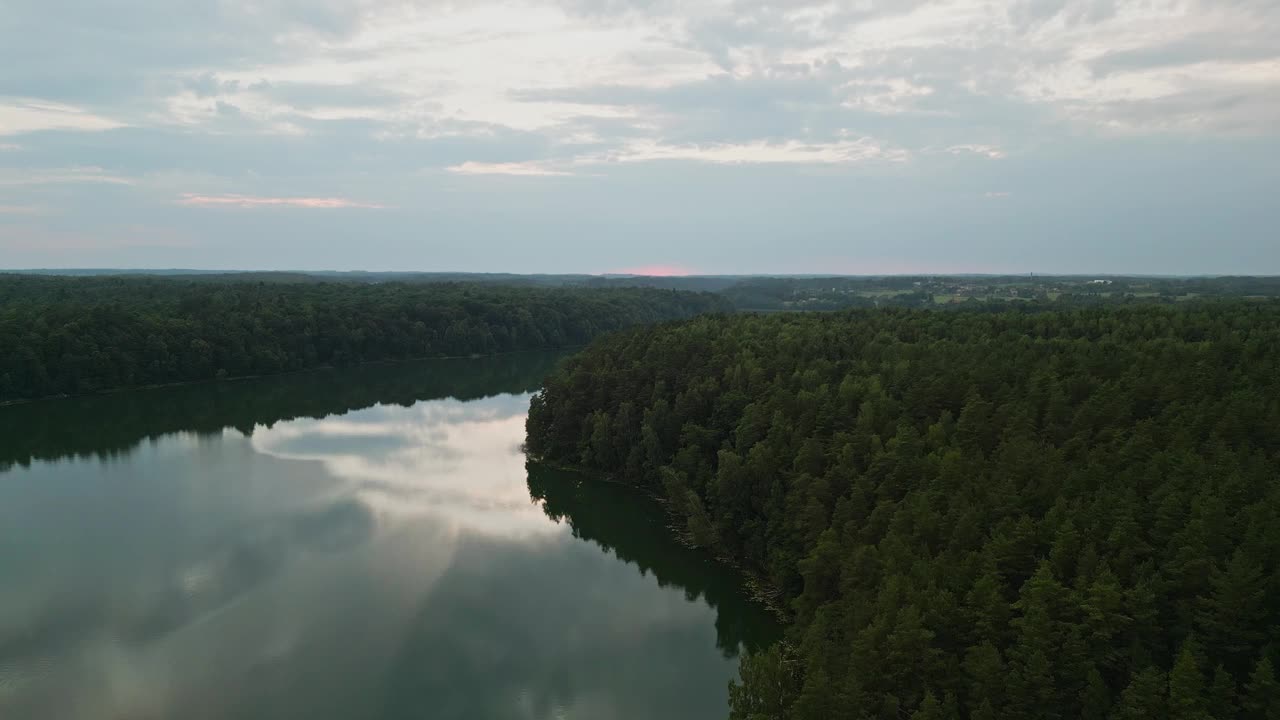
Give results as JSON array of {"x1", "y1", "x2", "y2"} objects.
[{"x1": 0, "y1": 353, "x2": 777, "y2": 720}]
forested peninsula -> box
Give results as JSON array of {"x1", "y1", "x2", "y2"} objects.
[
  {"x1": 526, "y1": 303, "x2": 1280, "y2": 720},
  {"x1": 0, "y1": 275, "x2": 727, "y2": 403},
  {"x1": 0, "y1": 351, "x2": 564, "y2": 470}
]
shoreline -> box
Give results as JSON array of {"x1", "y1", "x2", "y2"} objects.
[
  {"x1": 0, "y1": 346, "x2": 578, "y2": 408},
  {"x1": 527, "y1": 457, "x2": 793, "y2": 625}
]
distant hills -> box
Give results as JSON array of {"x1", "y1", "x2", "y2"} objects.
[{"x1": 4, "y1": 270, "x2": 1280, "y2": 311}]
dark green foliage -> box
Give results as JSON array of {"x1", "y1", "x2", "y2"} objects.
[
  {"x1": 728, "y1": 645, "x2": 802, "y2": 720},
  {"x1": 1169, "y1": 639, "x2": 1210, "y2": 720},
  {"x1": 1114, "y1": 668, "x2": 1167, "y2": 720},
  {"x1": 1243, "y1": 658, "x2": 1280, "y2": 720},
  {"x1": 1211, "y1": 665, "x2": 1239, "y2": 720},
  {"x1": 0, "y1": 275, "x2": 728, "y2": 402},
  {"x1": 716, "y1": 275, "x2": 1280, "y2": 311},
  {"x1": 525, "y1": 303, "x2": 1280, "y2": 719}
]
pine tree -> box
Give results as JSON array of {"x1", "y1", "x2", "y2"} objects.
[
  {"x1": 522, "y1": 304, "x2": 1280, "y2": 720},
  {"x1": 793, "y1": 667, "x2": 834, "y2": 720},
  {"x1": 1113, "y1": 668, "x2": 1166, "y2": 720},
  {"x1": 1243, "y1": 657, "x2": 1280, "y2": 720},
  {"x1": 1081, "y1": 565, "x2": 1130, "y2": 673},
  {"x1": 911, "y1": 691, "x2": 943, "y2": 720},
  {"x1": 964, "y1": 563, "x2": 1012, "y2": 646},
  {"x1": 1080, "y1": 665, "x2": 1111, "y2": 720},
  {"x1": 1006, "y1": 563, "x2": 1071, "y2": 719},
  {"x1": 971, "y1": 698, "x2": 997, "y2": 720},
  {"x1": 882, "y1": 607, "x2": 937, "y2": 703},
  {"x1": 1209, "y1": 664, "x2": 1237, "y2": 720},
  {"x1": 1197, "y1": 551, "x2": 1266, "y2": 670},
  {"x1": 1168, "y1": 638, "x2": 1209, "y2": 720},
  {"x1": 1006, "y1": 649, "x2": 1058, "y2": 720},
  {"x1": 1050, "y1": 521, "x2": 1083, "y2": 583},
  {"x1": 941, "y1": 692, "x2": 960, "y2": 720}
]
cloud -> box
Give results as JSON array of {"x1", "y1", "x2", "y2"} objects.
[
  {"x1": 447, "y1": 161, "x2": 573, "y2": 177},
  {"x1": 7, "y1": 0, "x2": 1279, "y2": 146},
  {"x1": 0, "y1": 143, "x2": 21, "y2": 151},
  {"x1": 841, "y1": 77, "x2": 938, "y2": 115},
  {"x1": 9, "y1": 0, "x2": 1274, "y2": 170},
  {"x1": 0, "y1": 98, "x2": 124, "y2": 135},
  {"x1": 1, "y1": 0, "x2": 1278, "y2": 272},
  {"x1": 447, "y1": 135, "x2": 909, "y2": 173},
  {"x1": 1007, "y1": 2, "x2": 1280, "y2": 134},
  {"x1": 1049, "y1": 74, "x2": 1280, "y2": 134},
  {"x1": 1090, "y1": 34, "x2": 1280, "y2": 76},
  {"x1": 984, "y1": 191, "x2": 1012, "y2": 199},
  {"x1": 176, "y1": 193, "x2": 388, "y2": 209},
  {"x1": 945, "y1": 144, "x2": 1008, "y2": 159},
  {"x1": 587, "y1": 137, "x2": 909, "y2": 165}
]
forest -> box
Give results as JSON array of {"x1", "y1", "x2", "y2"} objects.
[
  {"x1": 526, "y1": 302, "x2": 1280, "y2": 720},
  {"x1": 18, "y1": 270, "x2": 1280, "y2": 307},
  {"x1": 0, "y1": 275, "x2": 727, "y2": 403}
]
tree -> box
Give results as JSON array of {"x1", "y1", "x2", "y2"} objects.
[
  {"x1": 1198, "y1": 551, "x2": 1267, "y2": 670},
  {"x1": 1243, "y1": 657, "x2": 1280, "y2": 720},
  {"x1": 964, "y1": 642, "x2": 1006, "y2": 711},
  {"x1": 524, "y1": 303, "x2": 1280, "y2": 720},
  {"x1": 1080, "y1": 666, "x2": 1111, "y2": 720},
  {"x1": 971, "y1": 699, "x2": 997, "y2": 720},
  {"x1": 1168, "y1": 639, "x2": 1209, "y2": 720},
  {"x1": 1112, "y1": 668, "x2": 1166, "y2": 720},
  {"x1": 1006, "y1": 563, "x2": 1074, "y2": 719},
  {"x1": 1, "y1": 278, "x2": 729, "y2": 403},
  {"x1": 911, "y1": 691, "x2": 943, "y2": 720},
  {"x1": 1209, "y1": 664, "x2": 1237, "y2": 720},
  {"x1": 729, "y1": 645, "x2": 800, "y2": 720}
]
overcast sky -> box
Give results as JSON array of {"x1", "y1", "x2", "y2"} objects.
[{"x1": 1, "y1": 0, "x2": 1277, "y2": 274}]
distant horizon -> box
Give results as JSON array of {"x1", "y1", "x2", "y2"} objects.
[{"x1": 5, "y1": 268, "x2": 1277, "y2": 280}]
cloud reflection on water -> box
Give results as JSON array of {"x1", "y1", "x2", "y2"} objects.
[
  {"x1": 0, "y1": 392, "x2": 569, "y2": 719},
  {"x1": 249, "y1": 394, "x2": 558, "y2": 538},
  {"x1": 0, "y1": 386, "x2": 767, "y2": 720}
]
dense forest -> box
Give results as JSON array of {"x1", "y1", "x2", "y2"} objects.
[
  {"x1": 0, "y1": 275, "x2": 727, "y2": 402},
  {"x1": 526, "y1": 303, "x2": 1280, "y2": 720},
  {"x1": 17, "y1": 270, "x2": 1280, "y2": 307},
  {"x1": 718, "y1": 276, "x2": 1280, "y2": 311}
]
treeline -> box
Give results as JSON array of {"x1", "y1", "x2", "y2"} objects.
[
  {"x1": 0, "y1": 275, "x2": 728, "y2": 402},
  {"x1": 718, "y1": 276, "x2": 1280, "y2": 311},
  {"x1": 0, "y1": 351, "x2": 564, "y2": 470},
  {"x1": 526, "y1": 303, "x2": 1280, "y2": 719}
]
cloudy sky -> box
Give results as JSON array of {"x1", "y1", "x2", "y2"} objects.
[{"x1": 1, "y1": 0, "x2": 1277, "y2": 274}]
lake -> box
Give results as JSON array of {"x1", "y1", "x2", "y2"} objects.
[{"x1": 0, "y1": 352, "x2": 779, "y2": 720}]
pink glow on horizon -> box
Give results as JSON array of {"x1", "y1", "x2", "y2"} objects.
[
  {"x1": 178, "y1": 193, "x2": 387, "y2": 209},
  {"x1": 609, "y1": 264, "x2": 696, "y2": 277}
]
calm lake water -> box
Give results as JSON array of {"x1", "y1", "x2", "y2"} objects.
[{"x1": 0, "y1": 353, "x2": 778, "y2": 720}]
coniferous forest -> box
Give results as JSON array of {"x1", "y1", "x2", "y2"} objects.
[
  {"x1": 526, "y1": 303, "x2": 1280, "y2": 720},
  {"x1": 0, "y1": 275, "x2": 727, "y2": 403}
]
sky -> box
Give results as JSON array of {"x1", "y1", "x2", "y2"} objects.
[{"x1": 1, "y1": 0, "x2": 1278, "y2": 275}]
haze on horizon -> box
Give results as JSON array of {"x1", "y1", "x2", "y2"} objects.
[{"x1": 1, "y1": 0, "x2": 1278, "y2": 275}]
